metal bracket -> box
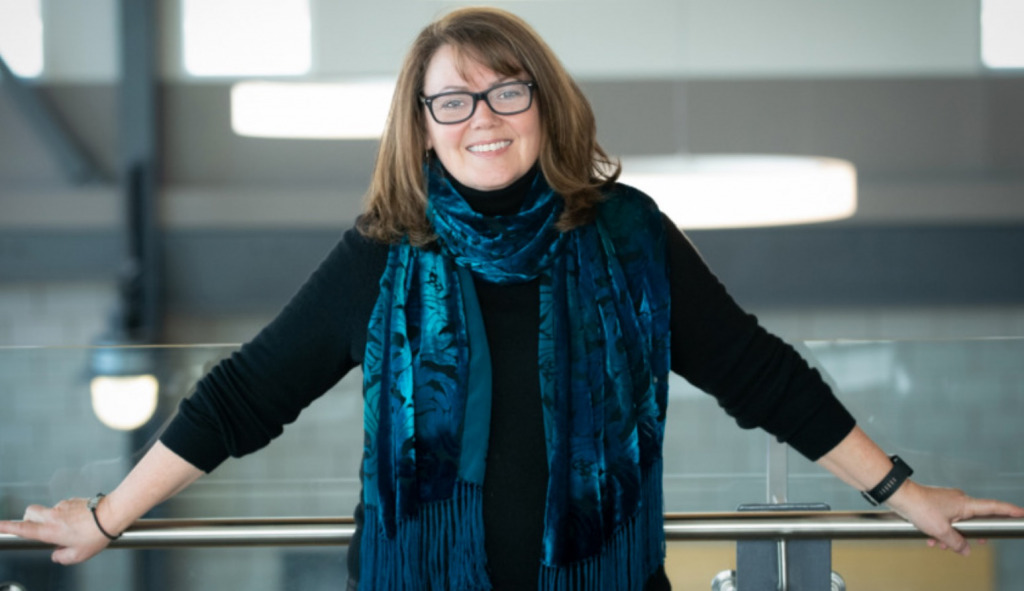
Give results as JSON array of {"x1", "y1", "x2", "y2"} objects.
[{"x1": 735, "y1": 503, "x2": 833, "y2": 591}]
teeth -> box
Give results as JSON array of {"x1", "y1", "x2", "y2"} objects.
[{"x1": 468, "y1": 141, "x2": 511, "y2": 153}]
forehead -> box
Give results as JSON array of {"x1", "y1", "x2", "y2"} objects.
[{"x1": 423, "y1": 44, "x2": 524, "y2": 91}]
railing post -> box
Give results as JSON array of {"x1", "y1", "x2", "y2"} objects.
[{"x1": 735, "y1": 503, "x2": 832, "y2": 591}]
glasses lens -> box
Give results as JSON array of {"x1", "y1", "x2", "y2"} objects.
[
  {"x1": 431, "y1": 93, "x2": 474, "y2": 123},
  {"x1": 487, "y1": 82, "x2": 532, "y2": 115}
]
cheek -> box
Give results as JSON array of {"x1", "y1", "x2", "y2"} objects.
[
  {"x1": 522, "y1": 113, "x2": 543, "y2": 155},
  {"x1": 427, "y1": 124, "x2": 461, "y2": 153}
]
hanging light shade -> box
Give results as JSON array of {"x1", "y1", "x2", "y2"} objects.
[
  {"x1": 618, "y1": 154, "x2": 857, "y2": 229},
  {"x1": 89, "y1": 346, "x2": 160, "y2": 431},
  {"x1": 90, "y1": 375, "x2": 160, "y2": 431}
]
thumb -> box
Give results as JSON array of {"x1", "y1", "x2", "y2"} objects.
[
  {"x1": 51, "y1": 546, "x2": 75, "y2": 565},
  {"x1": 52, "y1": 545, "x2": 92, "y2": 565}
]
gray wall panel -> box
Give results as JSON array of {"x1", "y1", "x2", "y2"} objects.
[{"x1": 4, "y1": 226, "x2": 1023, "y2": 313}]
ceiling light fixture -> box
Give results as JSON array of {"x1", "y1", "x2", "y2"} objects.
[
  {"x1": 89, "y1": 346, "x2": 160, "y2": 431},
  {"x1": 618, "y1": 154, "x2": 857, "y2": 229}
]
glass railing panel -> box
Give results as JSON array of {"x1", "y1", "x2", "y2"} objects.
[
  {"x1": 786, "y1": 337, "x2": 1024, "y2": 591},
  {"x1": 3, "y1": 339, "x2": 1024, "y2": 590},
  {"x1": 788, "y1": 338, "x2": 1024, "y2": 509},
  {"x1": 0, "y1": 343, "x2": 776, "y2": 518},
  {"x1": 0, "y1": 344, "x2": 366, "y2": 589},
  {"x1": 662, "y1": 372, "x2": 770, "y2": 513},
  {"x1": 0, "y1": 344, "x2": 365, "y2": 523}
]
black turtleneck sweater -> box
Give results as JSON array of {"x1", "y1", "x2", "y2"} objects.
[{"x1": 161, "y1": 171, "x2": 855, "y2": 590}]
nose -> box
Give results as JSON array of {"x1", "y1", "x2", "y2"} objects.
[{"x1": 469, "y1": 97, "x2": 500, "y2": 126}]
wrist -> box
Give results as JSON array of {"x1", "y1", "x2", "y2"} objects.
[
  {"x1": 861, "y1": 454, "x2": 914, "y2": 506},
  {"x1": 87, "y1": 493, "x2": 124, "y2": 540},
  {"x1": 882, "y1": 478, "x2": 920, "y2": 513}
]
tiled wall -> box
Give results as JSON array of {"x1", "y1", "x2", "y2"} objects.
[{"x1": 0, "y1": 282, "x2": 116, "y2": 347}]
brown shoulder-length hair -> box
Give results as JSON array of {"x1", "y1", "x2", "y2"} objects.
[{"x1": 358, "y1": 6, "x2": 619, "y2": 245}]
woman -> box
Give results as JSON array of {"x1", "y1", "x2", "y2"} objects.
[{"x1": 2, "y1": 6, "x2": 1021, "y2": 591}]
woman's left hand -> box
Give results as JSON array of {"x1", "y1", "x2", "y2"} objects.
[{"x1": 885, "y1": 480, "x2": 1024, "y2": 556}]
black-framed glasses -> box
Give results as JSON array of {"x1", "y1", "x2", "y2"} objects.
[{"x1": 420, "y1": 81, "x2": 535, "y2": 124}]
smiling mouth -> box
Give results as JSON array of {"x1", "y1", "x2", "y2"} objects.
[{"x1": 467, "y1": 140, "x2": 512, "y2": 153}]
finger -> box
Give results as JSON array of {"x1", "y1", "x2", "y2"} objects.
[
  {"x1": 942, "y1": 530, "x2": 970, "y2": 556},
  {"x1": 52, "y1": 546, "x2": 82, "y2": 565},
  {"x1": 0, "y1": 519, "x2": 52, "y2": 543},
  {"x1": 23, "y1": 504, "x2": 51, "y2": 522},
  {"x1": 965, "y1": 498, "x2": 1024, "y2": 518}
]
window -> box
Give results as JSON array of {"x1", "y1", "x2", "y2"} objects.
[
  {"x1": 231, "y1": 80, "x2": 396, "y2": 139},
  {"x1": 982, "y1": 0, "x2": 1024, "y2": 68},
  {"x1": 182, "y1": 0, "x2": 311, "y2": 76},
  {"x1": 0, "y1": 0, "x2": 43, "y2": 77}
]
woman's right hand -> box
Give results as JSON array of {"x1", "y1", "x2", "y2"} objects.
[
  {"x1": 0, "y1": 497, "x2": 115, "y2": 564},
  {"x1": 0, "y1": 495, "x2": 119, "y2": 565},
  {"x1": 0, "y1": 442, "x2": 203, "y2": 565}
]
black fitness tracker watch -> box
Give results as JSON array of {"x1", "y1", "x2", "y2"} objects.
[{"x1": 861, "y1": 455, "x2": 913, "y2": 506}]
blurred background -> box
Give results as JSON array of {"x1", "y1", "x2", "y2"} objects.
[
  {"x1": 1, "y1": 0, "x2": 1023, "y2": 590},
  {"x1": 2, "y1": 0, "x2": 1024, "y2": 346}
]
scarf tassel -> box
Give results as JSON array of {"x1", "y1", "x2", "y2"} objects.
[
  {"x1": 538, "y1": 460, "x2": 666, "y2": 591},
  {"x1": 360, "y1": 480, "x2": 491, "y2": 591}
]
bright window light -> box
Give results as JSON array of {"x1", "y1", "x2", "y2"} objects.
[
  {"x1": 982, "y1": 0, "x2": 1024, "y2": 68},
  {"x1": 183, "y1": 0, "x2": 311, "y2": 76},
  {"x1": 231, "y1": 80, "x2": 396, "y2": 139},
  {"x1": 619, "y1": 155, "x2": 857, "y2": 229},
  {"x1": 0, "y1": 0, "x2": 44, "y2": 77}
]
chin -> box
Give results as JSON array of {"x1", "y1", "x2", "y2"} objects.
[{"x1": 473, "y1": 171, "x2": 519, "y2": 191}]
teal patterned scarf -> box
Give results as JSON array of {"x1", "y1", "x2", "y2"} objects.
[{"x1": 361, "y1": 164, "x2": 671, "y2": 590}]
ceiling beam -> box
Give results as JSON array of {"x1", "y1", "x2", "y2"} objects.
[{"x1": 0, "y1": 54, "x2": 108, "y2": 183}]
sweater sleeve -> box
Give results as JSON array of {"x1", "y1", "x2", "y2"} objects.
[
  {"x1": 664, "y1": 215, "x2": 855, "y2": 460},
  {"x1": 159, "y1": 226, "x2": 388, "y2": 472}
]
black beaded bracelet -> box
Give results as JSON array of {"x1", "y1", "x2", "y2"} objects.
[
  {"x1": 86, "y1": 493, "x2": 122, "y2": 541},
  {"x1": 861, "y1": 455, "x2": 914, "y2": 506}
]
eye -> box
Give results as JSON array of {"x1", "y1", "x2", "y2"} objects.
[
  {"x1": 437, "y1": 96, "x2": 468, "y2": 110},
  {"x1": 494, "y1": 86, "x2": 525, "y2": 101}
]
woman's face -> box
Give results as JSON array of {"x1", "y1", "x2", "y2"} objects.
[{"x1": 422, "y1": 44, "x2": 542, "y2": 192}]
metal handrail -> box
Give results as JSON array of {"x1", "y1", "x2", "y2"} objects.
[{"x1": 3, "y1": 512, "x2": 1024, "y2": 550}]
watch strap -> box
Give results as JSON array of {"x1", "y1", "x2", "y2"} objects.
[
  {"x1": 87, "y1": 493, "x2": 121, "y2": 541},
  {"x1": 861, "y1": 455, "x2": 913, "y2": 506}
]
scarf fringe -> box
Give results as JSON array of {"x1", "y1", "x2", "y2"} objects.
[
  {"x1": 360, "y1": 480, "x2": 491, "y2": 591},
  {"x1": 538, "y1": 460, "x2": 666, "y2": 591}
]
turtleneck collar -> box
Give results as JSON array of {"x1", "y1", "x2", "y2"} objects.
[{"x1": 443, "y1": 161, "x2": 542, "y2": 217}]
